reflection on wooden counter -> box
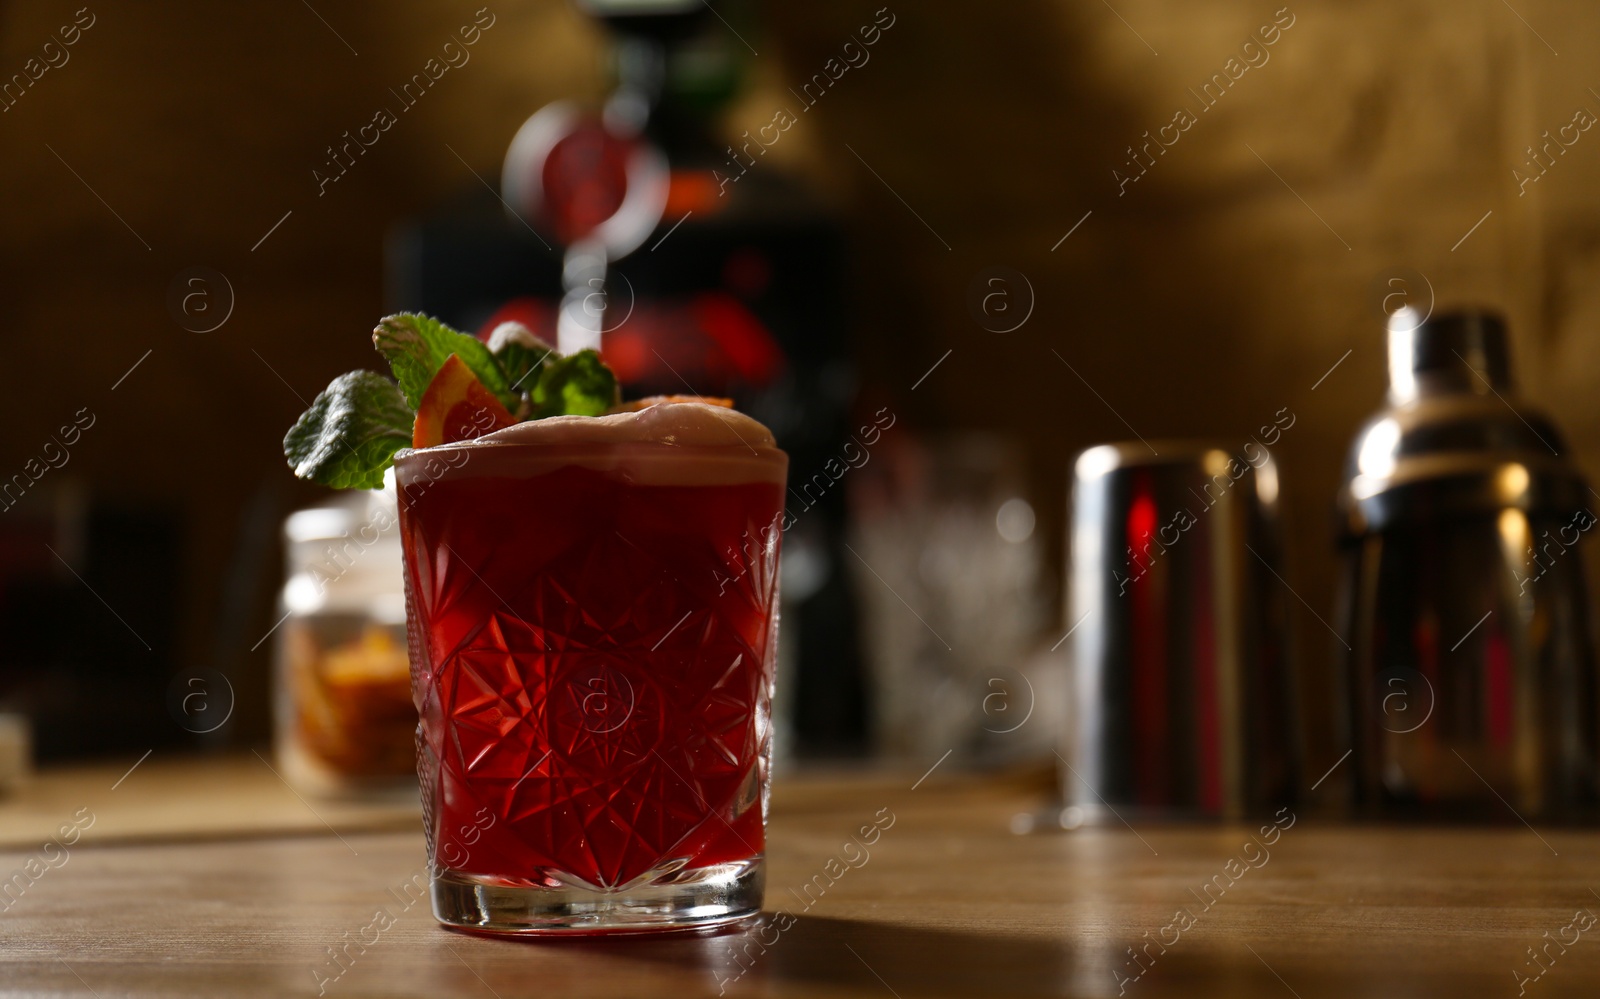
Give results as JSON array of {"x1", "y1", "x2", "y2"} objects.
[{"x1": 3, "y1": 759, "x2": 1599, "y2": 996}]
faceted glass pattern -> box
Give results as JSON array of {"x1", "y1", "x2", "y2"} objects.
[{"x1": 400, "y1": 464, "x2": 783, "y2": 892}]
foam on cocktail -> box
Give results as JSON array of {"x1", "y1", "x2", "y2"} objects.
[{"x1": 395, "y1": 401, "x2": 787, "y2": 487}]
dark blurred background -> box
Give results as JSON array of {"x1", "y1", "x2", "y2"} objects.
[{"x1": 2, "y1": 0, "x2": 1597, "y2": 772}]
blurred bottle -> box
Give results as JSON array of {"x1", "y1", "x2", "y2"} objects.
[
  {"x1": 1337, "y1": 308, "x2": 1599, "y2": 818},
  {"x1": 388, "y1": 0, "x2": 867, "y2": 756},
  {"x1": 0, "y1": 712, "x2": 30, "y2": 795},
  {"x1": 275, "y1": 483, "x2": 415, "y2": 797}
]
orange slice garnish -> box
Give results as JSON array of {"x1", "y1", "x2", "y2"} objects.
[{"x1": 412, "y1": 355, "x2": 517, "y2": 448}]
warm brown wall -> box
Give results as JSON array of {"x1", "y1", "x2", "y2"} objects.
[
  {"x1": 2, "y1": 1, "x2": 1597, "y2": 763},
  {"x1": 0, "y1": 0, "x2": 610, "y2": 742},
  {"x1": 765, "y1": 0, "x2": 1600, "y2": 761}
]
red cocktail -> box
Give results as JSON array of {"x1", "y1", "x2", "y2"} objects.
[{"x1": 394, "y1": 402, "x2": 786, "y2": 933}]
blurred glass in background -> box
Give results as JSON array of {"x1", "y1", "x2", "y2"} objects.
[{"x1": 851, "y1": 433, "x2": 1056, "y2": 764}]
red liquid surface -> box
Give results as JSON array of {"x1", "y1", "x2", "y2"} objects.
[{"x1": 399, "y1": 462, "x2": 782, "y2": 890}]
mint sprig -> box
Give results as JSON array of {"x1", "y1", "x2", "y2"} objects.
[
  {"x1": 284, "y1": 314, "x2": 624, "y2": 489},
  {"x1": 283, "y1": 371, "x2": 412, "y2": 489},
  {"x1": 487, "y1": 321, "x2": 558, "y2": 402},
  {"x1": 373, "y1": 313, "x2": 515, "y2": 410},
  {"x1": 532, "y1": 349, "x2": 618, "y2": 419}
]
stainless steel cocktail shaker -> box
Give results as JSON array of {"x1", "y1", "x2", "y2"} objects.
[{"x1": 1337, "y1": 308, "x2": 1599, "y2": 818}]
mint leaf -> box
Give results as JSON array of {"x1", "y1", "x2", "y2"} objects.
[
  {"x1": 372, "y1": 313, "x2": 513, "y2": 409},
  {"x1": 284, "y1": 371, "x2": 412, "y2": 489},
  {"x1": 531, "y1": 349, "x2": 619, "y2": 418},
  {"x1": 487, "y1": 321, "x2": 559, "y2": 395}
]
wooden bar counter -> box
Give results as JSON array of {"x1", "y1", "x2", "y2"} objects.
[{"x1": 1, "y1": 754, "x2": 1598, "y2": 996}]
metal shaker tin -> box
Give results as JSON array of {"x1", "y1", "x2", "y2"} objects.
[{"x1": 1063, "y1": 440, "x2": 1297, "y2": 821}]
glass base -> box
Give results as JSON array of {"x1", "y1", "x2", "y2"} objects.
[{"x1": 430, "y1": 858, "x2": 764, "y2": 936}]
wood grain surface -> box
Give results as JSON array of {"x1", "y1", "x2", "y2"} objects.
[
  {"x1": 2, "y1": 760, "x2": 1599, "y2": 996},
  {"x1": 0, "y1": 752, "x2": 420, "y2": 849}
]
